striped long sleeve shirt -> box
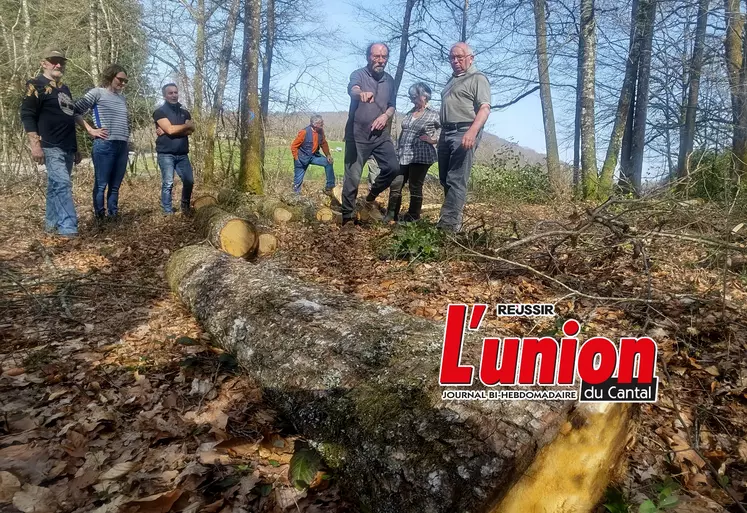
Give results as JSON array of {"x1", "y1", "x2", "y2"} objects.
[{"x1": 74, "y1": 87, "x2": 130, "y2": 142}]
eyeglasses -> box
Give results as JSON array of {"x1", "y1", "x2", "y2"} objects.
[
  {"x1": 46, "y1": 58, "x2": 66, "y2": 66},
  {"x1": 449, "y1": 54, "x2": 472, "y2": 62},
  {"x1": 115, "y1": 76, "x2": 129, "y2": 84}
]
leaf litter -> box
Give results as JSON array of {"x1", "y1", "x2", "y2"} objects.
[{"x1": 1, "y1": 177, "x2": 746, "y2": 512}]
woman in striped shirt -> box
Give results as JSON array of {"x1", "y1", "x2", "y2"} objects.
[
  {"x1": 387, "y1": 82, "x2": 441, "y2": 223},
  {"x1": 75, "y1": 64, "x2": 131, "y2": 221}
]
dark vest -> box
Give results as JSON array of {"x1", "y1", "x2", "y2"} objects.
[
  {"x1": 155, "y1": 102, "x2": 190, "y2": 155},
  {"x1": 298, "y1": 126, "x2": 322, "y2": 165}
]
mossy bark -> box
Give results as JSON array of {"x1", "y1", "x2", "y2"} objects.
[{"x1": 166, "y1": 245, "x2": 631, "y2": 513}]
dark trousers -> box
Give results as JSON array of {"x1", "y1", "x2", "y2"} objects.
[
  {"x1": 342, "y1": 138, "x2": 400, "y2": 220},
  {"x1": 387, "y1": 162, "x2": 430, "y2": 220},
  {"x1": 437, "y1": 127, "x2": 482, "y2": 230}
]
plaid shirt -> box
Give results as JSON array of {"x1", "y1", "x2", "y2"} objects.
[{"x1": 396, "y1": 107, "x2": 441, "y2": 165}]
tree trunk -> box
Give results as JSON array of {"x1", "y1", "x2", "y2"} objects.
[
  {"x1": 88, "y1": 0, "x2": 100, "y2": 80},
  {"x1": 393, "y1": 0, "x2": 417, "y2": 96},
  {"x1": 724, "y1": 0, "x2": 747, "y2": 175},
  {"x1": 599, "y1": 0, "x2": 644, "y2": 198},
  {"x1": 677, "y1": 0, "x2": 708, "y2": 179},
  {"x1": 579, "y1": 0, "x2": 599, "y2": 199},
  {"x1": 194, "y1": 205, "x2": 259, "y2": 259},
  {"x1": 461, "y1": 0, "x2": 468, "y2": 42},
  {"x1": 238, "y1": 0, "x2": 264, "y2": 194},
  {"x1": 202, "y1": 0, "x2": 240, "y2": 184},
  {"x1": 573, "y1": 23, "x2": 583, "y2": 197},
  {"x1": 627, "y1": 0, "x2": 656, "y2": 196},
  {"x1": 166, "y1": 244, "x2": 634, "y2": 513},
  {"x1": 533, "y1": 0, "x2": 563, "y2": 197},
  {"x1": 194, "y1": 0, "x2": 205, "y2": 119},
  {"x1": 21, "y1": 0, "x2": 30, "y2": 76},
  {"x1": 260, "y1": 0, "x2": 275, "y2": 120}
]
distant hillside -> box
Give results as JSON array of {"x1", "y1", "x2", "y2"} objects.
[{"x1": 265, "y1": 111, "x2": 546, "y2": 168}]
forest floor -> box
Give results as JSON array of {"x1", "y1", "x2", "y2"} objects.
[{"x1": 1, "y1": 172, "x2": 746, "y2": 513}]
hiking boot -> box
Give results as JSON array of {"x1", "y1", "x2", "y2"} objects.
[
  {"x1": 399, "y1": 213, "x2": 420, "y2": 224},
  {"x1": 340, "y1": 219, "x2": 360, "y2": 234}
]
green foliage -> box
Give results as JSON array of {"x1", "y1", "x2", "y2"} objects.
[
  {"x1": 470, "y1": 148, "x2": 551, "y2": 203},
  {"x1": 382, "y1": 221, "x2": 447, "y2": 262},
  {"x1": 289, "y1": 446, "x2": 323, "y2": 490},
  {"x1": 682, "y1": 149, "x2": 735, "y2": 203}
]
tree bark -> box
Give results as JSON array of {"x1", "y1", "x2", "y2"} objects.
[
  {"x1": 461, "y1": 0, "x2": 469, "y2": 42},
  {"x1": 393, "y1": 0, "x2": 417, "y2": 96},
  {"x1": 677, "y1": 0, "x2": 708, "y2": 179},
  {"x1": 238, "y1": 0, "x2": 264, "y2": 194},
  {"x1": 573, "y1": 23, "x2": 583, "y2": 197},
  {"x1": 724, "y1": 0, "x2": 747, "y2": 175},
  {"x1": 533, "y1": 0, "x2": 564, "y2": 197},
  {"x1": 260, "y1": 0, "x2": 275, "y2": 120},
  {"x1": 202, "y1": 0, "x2": 241, "y2": 184},
  {"x1": 579, "y1": 0, "x2": 599, "y2": 199},
  {"x1": 166, "y1": 244, "x2": 634, "y2": 513},
  {"x1": 599, "y1": 0, "x2": 643, "y2": 198},
  {"x1": 89, "y1": 0, "x2": 100, "y2": 80},
  {"x1": 627, "y1": 0, "x2": 656, "y2": 196},
  {"x1": 194, "y1": 205, "x2": 259, "y2": 259}
]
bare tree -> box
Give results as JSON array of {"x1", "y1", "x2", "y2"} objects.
[
  {"x1": 239, "y1": 0, "x2": 264, "y2": 194},
  {"x1": 533, "y1": 0, "x2": 563, "y2": 196},
  {"x1": 579, "y1": 0, "x2": 598, "y2": 198}
]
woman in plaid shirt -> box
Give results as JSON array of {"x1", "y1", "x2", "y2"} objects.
[{"x1": 386, "y1": 82, "x2": 441, "y2": 223}]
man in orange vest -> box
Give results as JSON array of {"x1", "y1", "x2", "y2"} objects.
[{"x1": 290, "y1": 114, "x2": 335, "y2": 195}]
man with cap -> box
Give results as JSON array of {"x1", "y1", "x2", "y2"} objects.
[
  {"x1": 20, "y1": 47, "x2": 81, "y2": 237},
  {"x1": 437, "y1": 42, "x2": 492, "y2": 232}
]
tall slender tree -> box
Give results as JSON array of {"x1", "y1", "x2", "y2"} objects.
[{"x1": 239, "y1": 0, "x2": 264, "y2": 194}]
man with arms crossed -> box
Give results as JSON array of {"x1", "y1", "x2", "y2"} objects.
[
  {"x1": 341, "y1": 42, "x2": 401, "y2": 231},
  {"x1": 437, "y1": 42, "x2": 492, "y2": 232},
  {"x1": 154, "y1": 83, "x2": 195, "y2": 215}
]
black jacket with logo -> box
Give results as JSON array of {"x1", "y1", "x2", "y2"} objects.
[
  {"x1": 20, "y1": 75, "x2": 77, "y2": 152},
  {"x1": 153, "y1": 102, "x2": 191, "y2": 155}
]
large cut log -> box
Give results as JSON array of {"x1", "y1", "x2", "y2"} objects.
[
  {"x1": 218, "y1": 188, "x2": 341, "y2": 225},
  {"x1": 166, "y1": 245, "x2": 633, "y2": 513},
  {"x1": 194, "y1": 205, "x2": 259, "y2": 259}
]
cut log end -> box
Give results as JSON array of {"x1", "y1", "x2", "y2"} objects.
[
  {"x1": 193, "y1": 194, "x2": 218, "y2": 210},
  {"x1": 273, "y1": 207, "x2": 293, "y2": 224},
  {"x1": 219, "y1": 219, "x2": 258, "y2": 259},
  {"x1": 316, "y1": 207, "x2": 341, "y2": 223},
  {"x1": 258, "y1": 233, "x2": 278, "y2": 256}
]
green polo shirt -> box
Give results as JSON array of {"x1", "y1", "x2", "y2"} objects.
[{"x1": 440, "y1": 65, "x2": 492, "y2": 124}]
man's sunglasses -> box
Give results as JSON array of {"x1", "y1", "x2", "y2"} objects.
[{"x1": 46, "y1": 58, "x2": 66, "y2": 66}]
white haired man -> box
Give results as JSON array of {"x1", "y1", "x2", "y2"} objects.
[{"x1": 437, "y1": 42, "x2": 492, "y2": 232}]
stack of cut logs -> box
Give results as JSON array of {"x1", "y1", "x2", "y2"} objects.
[{"x1": 189, "y1": 185, "x2": 346, "y2": 260}]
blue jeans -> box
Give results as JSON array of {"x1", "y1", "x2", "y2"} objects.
[
  {"x1": 42, "y1": 147, "x2": 78, "y2": 235},
  {"x1": 91, "y1": 139, "x2": 129, "y2": 217},
  {"x1": 157, "y1": 154, "x2": 194, "y2": 213},
  {"x1": 293, "y1": 154, "x2": 335, "y2": 194}
]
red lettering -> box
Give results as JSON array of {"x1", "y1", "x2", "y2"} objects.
[
  {"x1": 577, "y1": 337, "x2": 617, "y2": 384},
  {"x1": 480, "y1": 338, "x2": 520, "y2": 385},
  {"x1": 469, "y1": 304, "x2": 488, "y2": 330},
  {"x1": 518, "y1": 337, "x2": 558, "y2": 384},
  {"x1": 439, "y1": 304, "x2": 474, "y2": 385},
  {"x1": 617, "y1": 337, "x2": 657, "y2": 384},
  {"x1": 557, "y1": 338, "x2": 578, "y2": 385}
]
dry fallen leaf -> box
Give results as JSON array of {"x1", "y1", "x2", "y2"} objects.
[
  {"x1": 98, "y1": 461, "x2": 139, "y2": 482},
  {"x1": 704, "y1": 366, "x2": 720, "y2": 377},
  {"x1": 12, "y1": 484, "x2": 57, "y2": 513},
  {"x1": 669, "y1": 433, "x2": 706, "y2": 469},
  {"x1": 0, "y1": 471, "x2": 21, "y2": 503},
  {"x1": 214, "y1": 439, "x2": 259, "y2": 458},
  {"x1": 121, "y1": 489, "x2": 182, "y2": 513},
  {"x1": 738, "y1": 440, "x2": 747, "y2": 463}
]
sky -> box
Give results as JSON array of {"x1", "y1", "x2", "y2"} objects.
[{"x1": 269, "y1": 0, "x2": 558, "y2": 160}]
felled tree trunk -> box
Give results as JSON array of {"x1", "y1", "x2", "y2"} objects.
[
  {"x1": 194, "y1": 205, "x2": 259, "y2": 259},
  {"x1": 192, "y1": 194, "x2": 218, "y2": 210},
  {"x1": 166, "y1": 245, "x2": 634, "y2": 513}
]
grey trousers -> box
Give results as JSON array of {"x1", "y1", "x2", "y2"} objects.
[
  {"x1": 437, "y1": 127, "x2": 482, "y2": 231},
  {"x1": 342, "y1": 139, "x2": 400, "y2": 221}
]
